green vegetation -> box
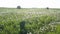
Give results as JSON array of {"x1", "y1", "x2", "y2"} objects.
[{"x1": 0, "y1": 8, "x2": 60, "y2": 34}]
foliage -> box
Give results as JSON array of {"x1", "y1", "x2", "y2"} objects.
[
  {"x1": 46, "y1": 7, "x2": 49, "y2": 9},
  {"x1": 25, "y1": 15, "x2": 56, "y2": 34},
  {"x1": 0, "y1": 8, "x2": 60, "y2": 34},
  {"x1": 17, "y1": 6, "x2": 21, "y2": 9}
]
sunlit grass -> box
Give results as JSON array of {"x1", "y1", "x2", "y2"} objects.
[{"x1": 0, "y1": 8, "x2": 60, "y2": 34}]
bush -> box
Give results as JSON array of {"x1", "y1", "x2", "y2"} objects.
[
  {"x1": 17, "y1": 6, "x2": 21, "y2": 9},
  {"x1": 46, "y1": 7, "x2": 49, "y2": 9}
]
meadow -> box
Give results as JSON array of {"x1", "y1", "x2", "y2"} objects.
[{"x1": 0, "y1": 8, "x2": 60, "y2": 34}]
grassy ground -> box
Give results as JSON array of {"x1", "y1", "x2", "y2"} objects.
[{"x1": 0, "y1": 8, "x2": 60, "y2": 34}]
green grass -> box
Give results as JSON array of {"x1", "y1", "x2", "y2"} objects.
[{"x1": 0, "y1": 8, "x2": 60, "y2": 34}]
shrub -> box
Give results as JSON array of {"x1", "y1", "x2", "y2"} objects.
[
  {"x1": 46, "y1": 7, "x2": 49, "y2": 9},
  {"x1": 17, "y1": 6, "x2": 21, "y2": 9}
]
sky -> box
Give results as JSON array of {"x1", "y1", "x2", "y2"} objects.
[{"x1": 0, "y1": 0, "x2": 60, "y2": 8}]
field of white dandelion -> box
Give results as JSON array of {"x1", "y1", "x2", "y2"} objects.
[{"x1": 0, "y1": 8, "x2": 60, "y2": 34}]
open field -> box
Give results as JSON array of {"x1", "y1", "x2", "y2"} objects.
[{"x1": 0, "y1": 8, "x2": 60, "y2": 34}]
